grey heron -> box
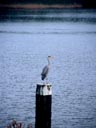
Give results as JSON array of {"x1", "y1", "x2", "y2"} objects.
[{"x1": 41, "y1": 56, "x2": 52, "y2": 82}]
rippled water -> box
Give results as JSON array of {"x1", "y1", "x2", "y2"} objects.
[{"x1": 0, "y1": 9, "x2": 96, "y2": 128}]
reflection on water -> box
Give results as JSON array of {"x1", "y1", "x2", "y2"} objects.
[
  {"x1": 0, "y1": 9, "x2": 96, "y2": 128},
  {"x1": 0, "y1": 9, "x2": 96, "y2": 23}
]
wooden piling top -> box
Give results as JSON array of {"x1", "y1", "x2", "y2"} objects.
[{"x1": 36, "y1": 84, "x2": 52, "y2": 96}]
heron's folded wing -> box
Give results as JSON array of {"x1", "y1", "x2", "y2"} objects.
[{"x1": 41, "y1": 65, "x2": 49, "y2": 75}]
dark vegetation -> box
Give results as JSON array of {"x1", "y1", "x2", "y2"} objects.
[
  {"x1": 0, "y1": 0, "x2": 96, "y2": 8},
  {"x1": 6, "y1": 120, "x2": 32, "y2": 128}
]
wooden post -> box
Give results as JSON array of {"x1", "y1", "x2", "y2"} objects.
[{"x1": 35, "y1": 83, "x2": 52, "y2": 128}]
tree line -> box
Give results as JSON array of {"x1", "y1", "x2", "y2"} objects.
[{"x1": 0, "y1": 0, "x2": 96, "y2": 8}]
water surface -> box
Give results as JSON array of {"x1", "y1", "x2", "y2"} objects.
[{"x1": 0, "y1": 9, "x2": 96, "y2": 128}]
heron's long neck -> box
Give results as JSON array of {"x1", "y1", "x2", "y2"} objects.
[{"x1": 48, "y1": 58, "x2": 50, "y2": 66}]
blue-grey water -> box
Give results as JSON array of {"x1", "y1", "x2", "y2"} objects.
[{"x1": 0, "y1": 9, "x2": 96, "y2": 128}]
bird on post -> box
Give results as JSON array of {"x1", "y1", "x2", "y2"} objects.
[{"x1": 41, "y1": 56, "x2": 52, "y2": 83}]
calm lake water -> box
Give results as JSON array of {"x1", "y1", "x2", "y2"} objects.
[{"x1": 0, "y1": 9, "x2": 96, "y2": 128}]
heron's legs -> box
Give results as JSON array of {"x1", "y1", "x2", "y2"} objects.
[
  {"x1": 46, "y1": 77, "x2": 49, "y2": 84},
  {"x1": 42, "y1": 78, "x2": 48, "y2": 85},
  {"x1": 42, "y1": 77, "x2": 49, "y2": 85}
]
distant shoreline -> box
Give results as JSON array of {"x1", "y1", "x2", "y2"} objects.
[{"x1": 0, "y1": 4, "x2": 83, "y2": 9}]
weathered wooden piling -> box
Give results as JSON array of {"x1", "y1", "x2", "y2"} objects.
[{"x1": 35, "y1": 83, "x2": 52, "y2": 128}]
